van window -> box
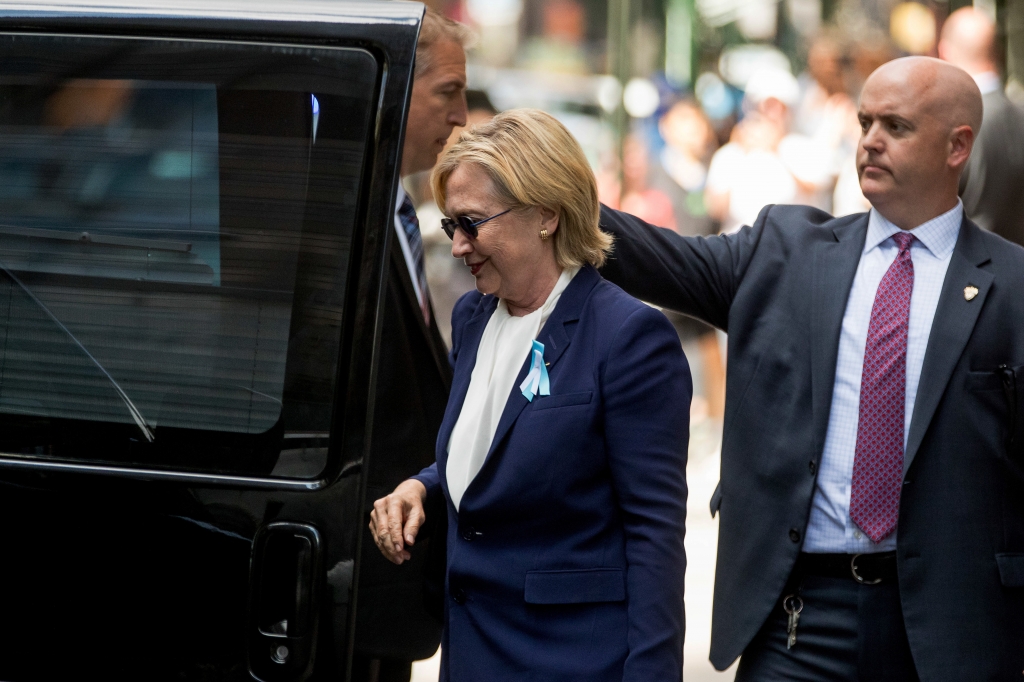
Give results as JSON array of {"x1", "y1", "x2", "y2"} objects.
[{"x1": 0, "y1": 34, "x2": 379, "y2": 477}]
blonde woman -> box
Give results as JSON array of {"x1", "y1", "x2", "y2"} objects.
[{"x1": 370, "y1": 109, "x2": 690, "y2": 681}]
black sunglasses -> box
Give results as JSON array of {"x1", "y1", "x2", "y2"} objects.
[{"x1": 441, "y1": 208, "x2": 511, "y2": 240}]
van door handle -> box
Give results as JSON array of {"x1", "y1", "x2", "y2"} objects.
[{"x1": 248, "y1": 522, "x2": 323, "y2": 682}]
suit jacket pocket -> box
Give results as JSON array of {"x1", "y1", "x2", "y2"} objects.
[
  {"x1": 531, "y1": 390, "x2": 593, "y2": 411},
  {"x1": 967, "y1": 370, "x2": 1005, "y2": 392},
  {"x1": 996, "y1": 553, "x2": 1024, "y2": 587},
  {"x1": 967, "y1": 365, "x2": 1024, "y2": 462},
  {"x1": 524, "y1": 568, "x2": 625, "y2": 604}
]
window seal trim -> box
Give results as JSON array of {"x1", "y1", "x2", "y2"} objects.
[
  {"x1": 0, "y1": 29, "x2": 378, "y2": 55},
  {"x1": 0, "y1": 454, "x2": 327, "y2": 490}
]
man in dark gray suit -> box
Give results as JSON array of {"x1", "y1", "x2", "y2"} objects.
[
  {"x1": 600, "y1": 57, "x2": 1024, "y2": 680},
  {"x1": 940, "y1": 7, "x2": 1024, "y2": 246}
]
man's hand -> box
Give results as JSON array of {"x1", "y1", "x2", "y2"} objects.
[{"x1": 369, "y1": 479, "x2": 428, "y2": 565}]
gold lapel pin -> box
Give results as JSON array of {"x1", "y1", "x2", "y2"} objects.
[{"x1": 964, "y1": 285, "x2": 979, "y2": 301}]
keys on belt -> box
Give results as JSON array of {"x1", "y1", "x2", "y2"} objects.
[
  {"x1": 780, "y1": 552, "x2": 897, "y2": 650},
  {"x1": 783, "y1": 594, "x2": 803, "y2": 649}
]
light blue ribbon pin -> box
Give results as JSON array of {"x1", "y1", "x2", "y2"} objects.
[{"x1": 520, "y1": 339, "x2": 550, "y2": 402}]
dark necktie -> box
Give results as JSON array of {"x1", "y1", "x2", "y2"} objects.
[
  {"x1": 850, "y1": 231, "x2": 915, "y2": 543},
  {"x1": 397, "y1": 194, "x2": 431, "y2": 324}
]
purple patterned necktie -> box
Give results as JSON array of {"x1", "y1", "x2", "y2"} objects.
[{"x1": 850, "y1": 231, "x2": 915, "y2": 543}]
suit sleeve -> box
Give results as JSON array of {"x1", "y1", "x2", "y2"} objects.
[
  {"x1": 411, "y1": 462, "x2": 440, "y2": 496},
  {"x1": 599, "y1": 203, "x2": 768, "y2": 331},
  {"x1": 602, "y1": 304, "x2": 691, "y2": 682}
]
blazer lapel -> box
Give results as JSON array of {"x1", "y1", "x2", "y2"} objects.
[
  {"x1": 435, "y1": 296, "x2": 497, "y2": 495},
  {"x1": 904, "y1": 218, "x2": 993, "y2": 473},
  {"x1": 470, "y1": 266, "x2": 601, "y2": 485},
  {"x1": 810, "y1": 214, "x2": 868, "y2": 456},
  {"x1": 390, "y1": 237, "x2": 450, "y2": 384}
]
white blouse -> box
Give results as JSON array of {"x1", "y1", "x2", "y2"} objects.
[{"x1": 446, "y1": 267, "x2": 579, "y2": 511}]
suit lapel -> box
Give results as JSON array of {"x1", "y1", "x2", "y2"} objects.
[
  {"x1": 435, "y1": 296, "x2": 497, "y2": 495},
  {"x1": 390, "y1": 236, "x2": 450, "y2": 384},
  {"x1": 904, "y1": 218, "x2": 993, "y2": 473},
  {"x1": 448, "y1": 265, "x2": 601, "y2": 509},
  {"x1": 810, "y1": 214, "x2": 868, "y2": 456},
  {"x1": 481, "y1": 266, "x2": 600, "y2": 462}
]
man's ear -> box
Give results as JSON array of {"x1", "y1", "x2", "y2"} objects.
[
  {"x1": 539, "y1": 205, "x2": 560, "y2": 236},
  {"x1": 949, "y1": 124, "x2": 975, "y2": 171}
]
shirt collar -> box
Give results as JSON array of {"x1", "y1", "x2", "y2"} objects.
[
  {"x1": 972, "y1": 71, "x2": 1001, "y2": 95},
  {"x1": 866, "y1": 200, "x2": 962, "y2": 260},
  {"x1": 394, "y1": 182, "x2": 408, "y2": 212}
]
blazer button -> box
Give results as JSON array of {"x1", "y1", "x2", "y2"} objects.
[
  {"x1": 808, "y1": 460, "x2": 817, "y2": 475},
  {"x1": 461, "y1": 526, "x2": 476, "y2": 541},
  {"x1": 451, "y1": 587, "x2": 466, "y2": 604},
  {"x1": 789, "y1": 528, "x2": 801, "y2": 543}
]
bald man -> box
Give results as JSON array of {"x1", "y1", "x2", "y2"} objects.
[
  {"x1": 599, "y1": 57, "x2": 1024, "y2": 680},
  {"x1": 940, "y1": 7, "x2": 1024, "y2": 246}
]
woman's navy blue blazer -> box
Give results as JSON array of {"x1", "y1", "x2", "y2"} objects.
[{"x1": 412, "y1": 264, "x2": 691, "y2": 682}]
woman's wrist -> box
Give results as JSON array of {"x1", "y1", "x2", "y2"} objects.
[{"x1": 399, "y1": 477, "x2": 427, "y2": 502}]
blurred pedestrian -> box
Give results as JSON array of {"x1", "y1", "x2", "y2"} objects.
[
  {"x1": 620, "y1": 134, "x2": 677, "y2": 231},
  {"x1": 353, "y1": 9, "x2": 470, "y2": 682},
  {"x1": 517, "y1": 0, "x2": 591, "y2": 74},
  {"x1": 795, "y1": 33, "x2": 862, "y2": 212},
  {"x1": 940, "y1": 6, "x2": 1024, "y2": 245},
  {"x1": 650, "y1": 101, "x2": 727, "y2": 420},
  {"x1": 371, "y1": 109, "x2": 690, "y2": 682},
  {"x1": 833, "y1": 34, "x2": 898, "y2": 216},
  {"x1": 704, "y1": 68, "x2": 801, "y2": 233},
  {"x1": 601, "y1": 56, "x2": 1024, "y2": 680},
  {"x1": 655, "y1": 99, "x2": 719, "y2": 237},
  {"x1": 794, "y1": 32, "x2": 850, "y2": 137}
]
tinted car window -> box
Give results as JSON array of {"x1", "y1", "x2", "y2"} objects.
[{"x1": 0, "y1": 34, "x2": 378, "y2": 477}]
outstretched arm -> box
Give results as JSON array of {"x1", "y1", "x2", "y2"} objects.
[
  {"x1": 598, "y1": 204, "x2": 767, "y2": 331},
  {"x1": 603, "y1": 305, "x2": 691, "y2": 682}
]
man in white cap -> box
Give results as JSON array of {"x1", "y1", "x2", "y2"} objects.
[{"x1": 706, "y1": 67, "x2": 834, "y2": 233}]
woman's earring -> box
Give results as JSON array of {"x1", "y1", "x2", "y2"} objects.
[{"x1": 539, "y1": 229, "x2": 549, "y2": 240}]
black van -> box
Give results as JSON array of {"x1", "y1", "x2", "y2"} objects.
[{"x1": 0, "y1": 2, "x2": 439, "y2": 680}]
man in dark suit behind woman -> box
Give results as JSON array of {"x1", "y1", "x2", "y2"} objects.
[
  {"x1": 352, "y1": 9, "x2": 471, "y2": 682},
  {"x1": 601, "y1": 57, "x2": 1024, "y2": 680}
]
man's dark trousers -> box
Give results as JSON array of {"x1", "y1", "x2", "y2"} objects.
[
  {"x1": 735, "y1": 556, "x2": 917, "y2": 681},
  {"x1": 599, "y1": 204, "x2": 1024, "y2": 681}
]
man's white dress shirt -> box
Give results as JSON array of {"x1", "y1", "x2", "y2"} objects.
[
  {"x1": 803, "y1": 201, "x2": 963, "y2": 553},
  {"x1": 972, "y1": 71, "x2": 1001, "y2": 96}
]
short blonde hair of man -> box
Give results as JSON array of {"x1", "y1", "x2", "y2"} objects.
[
  {"x1": 416, "y1": 8, "x2": 474, "y2": 77},
  {"x1": 431, "y1": 108, "x2": 613, "y2": 269}
]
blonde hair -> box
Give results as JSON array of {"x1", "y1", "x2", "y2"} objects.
[
  {"x1": 416, "y1": 9, "x2": 474, "y2": 77},
  {"x1": 431, "y1": 108, "x2": 613, "y2": 269}
]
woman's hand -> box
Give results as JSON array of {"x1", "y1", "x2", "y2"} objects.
[{"x1": 369, "y1": 479, "x2": 428, "y2": 565}]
